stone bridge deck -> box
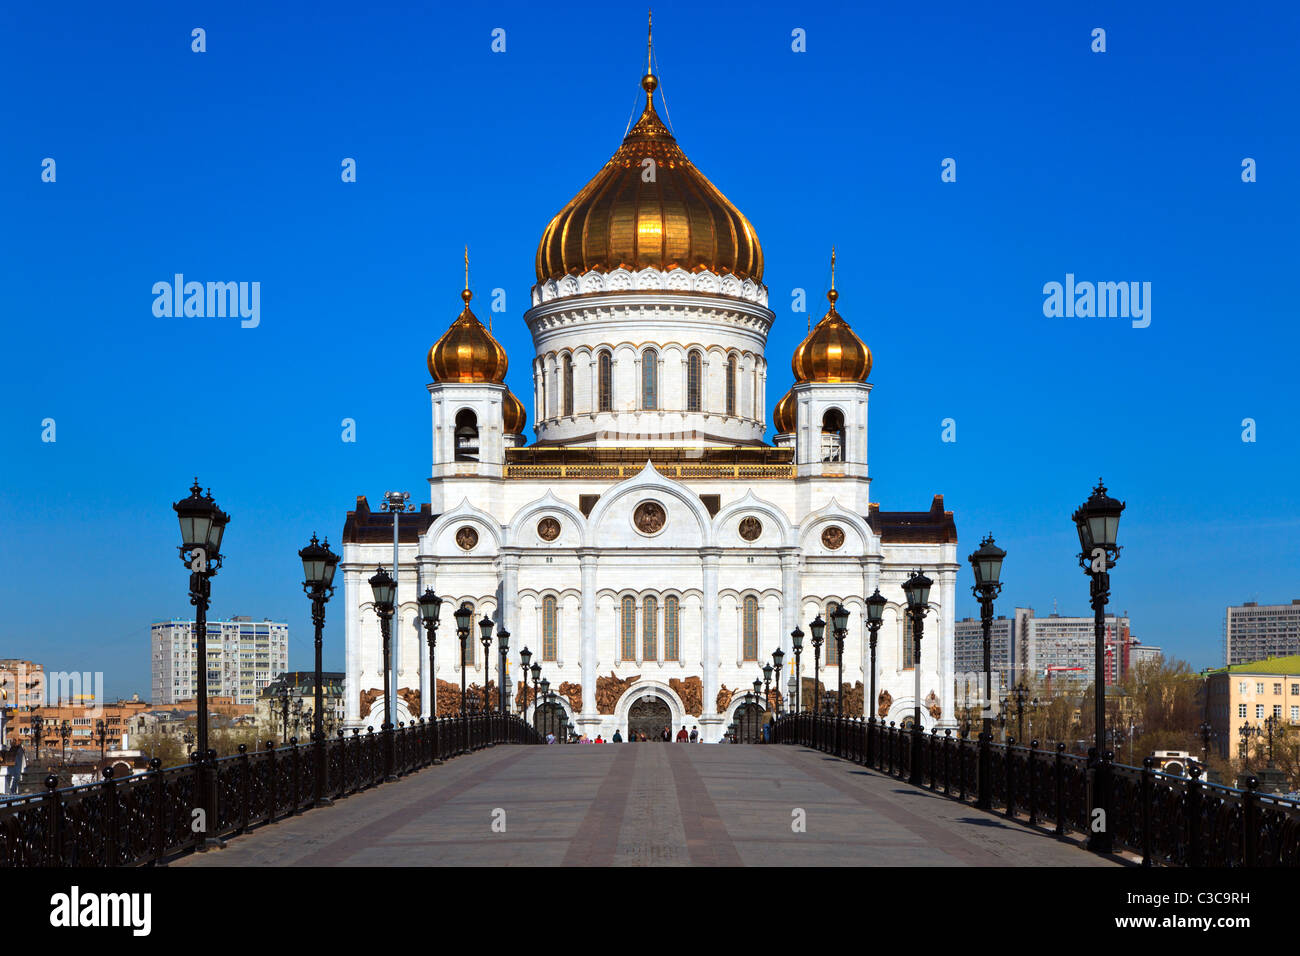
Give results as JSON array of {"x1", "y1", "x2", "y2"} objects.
[{"x1": 173, "y1": 744, "x2": 1123, "y2": 867}]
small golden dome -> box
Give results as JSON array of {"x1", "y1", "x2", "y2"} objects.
[
  {"x1": 773, "y1": 388, "x2": 796, "y2": 434},
  {"x1": 503, "y1": 390, "x2": 527, "y2": 436},
  {"x1": 535, "y1": 74, "x2": 763, "y2": 284},
  {"x1": 791, "y1": 288, "x2": 872, "y2": 383},
  {"x1": 427, "y1": 288, "x2": 509, "y2": 384}
]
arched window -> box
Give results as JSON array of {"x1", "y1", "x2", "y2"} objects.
[
  {"x1": 562, "y1": 354, "x2": 574, "y2": 417},
  {"x1": 686, "y1": 350, "x2": 702, "y2": 412},
  {"x1": 742, "y1": 595, "x2": 758, "y2": 661},
  {"x1": 902, "y1": 609, "x2": 916, "y2": 669},
  {"x1": 459, "y1": 602, "x2": 475, "y2": 666},
  {"x1": 821, "y1": 408, "x2": 845, "y2": 462},
  {"x1": 454, "y1": 409, "x2": 479, "y2": 462},
  {"x1": 643, "y1": 596, "x2": 658, "y2": 661},
  {"x1": 641, "y1": 349, "x2": 658, "y2": 410},
  {"x1": 542, "y1": 596, "x2": 558, "y2": 661},
  {"x1": 598, "y1": 351, "x2": 612, "y2": 412},
  {"x1": 725, "y1": 355, "x2": 737, "y2": 416},
  {"x1": 664, "y1": 596, "x2": 680, "y2": 661},
  {"x1": 621, "y1": 596, "x2": 637, "y2": 661},
  {"x1": 825, "y1": 604, "x2": 840, "y2": 666}
]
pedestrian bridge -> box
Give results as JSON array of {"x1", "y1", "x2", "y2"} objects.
[{"x1": 172, "y1": 744, "x2": 1116, "y2": 867}]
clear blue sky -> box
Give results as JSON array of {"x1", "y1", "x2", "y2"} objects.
[{"x1": 1, "y1": 1, "x2": 1296, "y2": 699}]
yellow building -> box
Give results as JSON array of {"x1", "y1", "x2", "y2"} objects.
[{"x1": 1203, "y1": 655, "x2": 1300, "y2": 760}]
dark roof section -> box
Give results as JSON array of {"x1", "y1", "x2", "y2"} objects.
[
  {"x1": 342, "y1": 496, "x2": 437, "y2": 544},
  {"x1": 867, "y1": 495, "x2": 957, "y2": 545}
]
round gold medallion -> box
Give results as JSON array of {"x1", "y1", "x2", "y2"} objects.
[
  {"x1": 738, "y1": 516, "x2": 762, "y2": 541},
  {"x1": 455, "y1": 526, "x2": 479, "y2": 551},
  {"x1": 633, "y1": 501, "x2": 666, "y2": 535},
  {"x1": 821, "y1": 525, "x2": 845, "y2": 551},
  {"x1": 537, "y1": 517, "x2": 561, "y2": 541}
]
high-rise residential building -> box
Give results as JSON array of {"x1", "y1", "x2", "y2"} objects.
[
  {"x1": 0, "y1": 660, "x2": 44, "y2": 710},
  {"x1": 954, "y1": 615, "x2": 1016, "y2": 688},
  {"x1": 151, "y1": 617, "x2": 288, "y2": 705},
  {"x1": 1224, "y1": 600, "x2": 1300, "y2": 665},
  {"x1": 1023, "y1": 612, "x2": 1133, "y2": 689}
]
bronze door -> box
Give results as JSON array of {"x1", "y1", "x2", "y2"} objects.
[{"x1": 627, "y1": 695, "x2": 671, "y2": 741}]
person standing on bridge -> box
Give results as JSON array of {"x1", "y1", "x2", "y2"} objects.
[
  {"x1": 690, "y1": 726, "x2": 698, "y2": 742},
  {"x1": 612, "y1": 729, "x2": 623, "y2": 743},
  {"x1": 676, "y1": 726, "x2": 689, "y2": 742}
]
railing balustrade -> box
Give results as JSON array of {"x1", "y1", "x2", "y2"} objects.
[
  {"x1": 0, "y1": 714, "x2": 539, "y2": 868},
  {"x1": 771, "y1": 713, "x2": 1300, "y2": 867}
]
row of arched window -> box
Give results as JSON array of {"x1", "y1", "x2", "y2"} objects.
[
  {"x1": 545, "y1": 350, "x2": 749, "y2": 417},
  {"x1": 619, "y1": 595, "x2": 681, "y2": 662}
]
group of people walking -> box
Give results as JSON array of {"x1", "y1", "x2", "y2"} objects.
[{"x1": 552, "y1": 725, "x2": 703, "y2": 744}]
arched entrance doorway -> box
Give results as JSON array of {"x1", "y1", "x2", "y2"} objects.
[
  {"x1": 534, "y1": 702, "x2": 566, "y2": 738},
  {"x1": 734, "y1": 702, "x2": 765, "y2": 743},
  {"x1": 627, "y1": 694, "x2": 671, "y2": 741}
]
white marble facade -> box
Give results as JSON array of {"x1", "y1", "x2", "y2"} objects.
[{"x1": 341, "y1": 265, "x2": 959, "y2": 742}]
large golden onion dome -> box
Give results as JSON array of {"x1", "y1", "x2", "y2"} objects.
[
  {"x1": 535, "y1": 70, "x2": 763, "y2": 284},
  {"x1": 791, "y1": 286, "x2": 872, "y2": 383},
  {"x1": 773, "y1": 388, "x2": 796, "y2": 434},
  {"x1": 502, "y1": 389, "x2": 527, "y2": 436},
  {"x1": 427, "y1": 288, "x2": 509, "y2": 384}
]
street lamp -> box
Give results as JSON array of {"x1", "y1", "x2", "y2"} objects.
[
  {"x1": 530, "y1": 662, "x2": 542, "y2": 734},
  {"x1": 540, "y1": 679, "x2": 551, "y2": 738},
  {"x1": 172, "y1": 478, "x2": 229, "y2": 847},
  {"x1": 902, "y1": 569, "x2": 932, "y2": 786},
  {"x1": 753, "y1": 678, "x2": 764, "y2": 744},
  {"x1": 518, "y1": 646, "x2": 533, "y2": 718},
  {"x1": 1073, "y1": 478, "x2": 1124, "y2": 854},
  {"x1": 60, "y1": 719, "x2": 71, "y2": 761},
  {"x1": 95, "y1": 718, "x2": 107, "y2": 761},
  {"x1": 865, "y1": 588, "x2": 886, "y2": 763},
  {"x1": 454, "y1": 602, "x2": 474, "y2": 752},
  {"x1": 790, "y1": 627, "x2": 804, "y2": 714},
  {"x1": 771, "y1": 648, "x2": 785, "y2": 715},
  {"x1": 969, "y1": 532, "x2": 1005, "y2": 810},
  {"x1": 809, "y1": 614, "x2": 825, "y2": 747},
  {"x1": 1011, "y1": 682, "x2": 1030, "y2": 742},
  {"x1": 830, "y1": 602, "x2": 849, "y2": 717},
  {"x1": 418, "y1": 587, "x2": 443, "y2": 725},
  {"x1": 762, "y1": 663, "x2": 773, "y2": 725},
  {"x1": 478, "y1": 614, "x2": 495, "y2": 713},
  {"x1": 368, "y1": 566, "x2": 398, "y2": 780},
  {"x1": 300, "y1": 533, "x2": 339, "y2": 806},
  {"x1": 497, "y1": 627, "x2": 510, "y2": 714}
]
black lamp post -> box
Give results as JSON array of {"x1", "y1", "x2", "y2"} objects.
[
  {"x1": 902, "y1": 569, "x2": 932, "y2": 786},
  {"x1": 1264, "y1": 714, "x2": 1280, "y2": 768},
  {"x1": 968, "y1": 533, "x2": 1005, "y2": 810},
  {"x1": 790, "y1": 627, "x2": 804, "y2": 714},
  {"x1": 762, "y1": 663, "x2": 773, "y2": 727},
  {"x1": 830, "y1": 603, "x2": 849, "y2": 717},
  {"x1": 530, "y1": 662, "x2": 541, "y2": 732},
  {"x1": 95, "y1": 718, "x2": 107, "y2": 761},
  {"x1": 29, "y1": 709, "x2": 42, "y2": 759},
  {"x1": 278, "y1": 683, "x2": 291, "y2": 742},
  {"x1": 478, "y1": 614, "x2": 494, "y2": 713},
  {"x1": 1011, "y1": 682, "x2": 1030, "y2": 743},
  {"x1": 419, "y1": 587, "x2": 443, "y2": 727},
  {"x1": 172, "y1": 478, "x2": 229, "y2": 847},
  {"x1": 771, "y1": 649, "x2": 784, "y2": 716},
  {"x1": 368, "y1": 566, "x2": 398, "y2": 780},
  {"x1": 865, "y1": 588, "x2": 886, "y2": 764},
  {"x1": 454, "y1": 602, "x2": 474, "y2": 752},
  {"x1": 497, "y1": 627, "x2": 510, "y2": 713},
  {"x1": 809, "y1": 614, "x2": 825, "y2": 747},
  {"x1": 540, "y1": 679, "x2": 551, "y2": 738},
  {"x1": 60, "y1": 719, "x2": 71, "y2": 761},
  {"x1": 753, "y1": 678, "x2": 764, "y2": 743},
  {"x1": 1072, "y1": 478, "x2": 1124, "y2": 854},
  {"x1": 300, "y1": 533, "x2": 339, "y2": 806},
  {"x1": 1198, "y1": 719, "x2": 1214, "y2": 765},
  {"x1": 518, "y1": 646, "x2": 532, "y2": 718}
]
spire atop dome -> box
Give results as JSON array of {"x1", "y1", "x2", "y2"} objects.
[
  {"x1": 428, "y1": 252, "x2": 508, "y2": 383},
  {"x1": 791, "y1": 263, "x2": 872, "y2": 383},
  {"x1": 534, "y1": 16, "x2": 763, "y2": 284}
]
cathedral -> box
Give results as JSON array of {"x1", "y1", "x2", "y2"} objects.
[{"x1": 340, "y1": 51, "x2": 958, "y2": 743}]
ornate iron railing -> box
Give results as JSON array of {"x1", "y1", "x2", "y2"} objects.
[
  {"x1": 771, "y1": 713, "x2": 1300, "y2": 867},
  {"x1": 0, "y1": 713, "x2": 539, "y2": 868}
]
